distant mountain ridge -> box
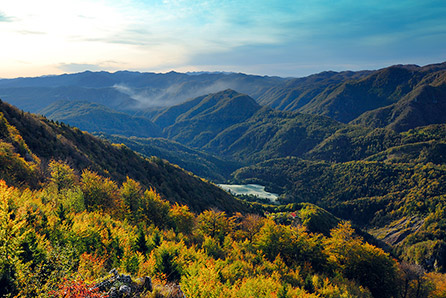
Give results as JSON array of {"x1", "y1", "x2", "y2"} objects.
[
  {"x1": 352, "y1": 78, "x2": 446, "y2": 131},
  {"x1": 259, "y1": 62, "x2": 446, "y2": 129},
  {"x1": 39, "y1": 100, "x2": 161, "y2": 137},
  {"x1": 0, "y1": 70, "x2": 284, "y2": 112},
  {"x1": 0, "y1": 100, "x2": 248, "y2": 213},
  {"x1": 257, "y1": 70, "x2": 373, "y2": 111},
  {"x1": 2, "y1": 62, "x2": 446, "y2": 134},
  {"x1": 2, "y1": 62, "x2": 446, "y2": 272}
]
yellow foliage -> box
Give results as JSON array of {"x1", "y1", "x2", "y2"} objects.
[
  {"x1": 120, "y1": 176, "x2": 143, "y2": 221},
  {"x1": 77, "y1": 252, "x2": 107, "y2": 282},
  {"x1": 49, "y1": 160, "x2": 78, "y2": 191},
  {"x1": 81, "y1": 170, "x2": 126, "y2": 218},
  {"x1": 425, "y1": 272, "x2": 446, "y2": 298},
  {"x1": 71, "y1": 211, "x2": 136, "y2": 256},
  {"x1": 324, "y1": 221, "x2": 397, "y2": 297},
  {"x1": 181, "y1": 258, "x2": 225, "y2": 298},
  {"x1": 169, "y1": 203, "x2": 195, "y2": 235}
]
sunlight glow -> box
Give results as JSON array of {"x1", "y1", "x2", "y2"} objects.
[{"x1": 0, "y1": 0, "x2": 445, "y2": 78}]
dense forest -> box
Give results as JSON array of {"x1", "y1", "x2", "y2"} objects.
[
  {"x1": 0, "y1": 101, "x2": 248, "y2": 214},
  {"x1": 1, "y1": 110, "x2": 446, "y2": 298},
  {"x1": 1, "y1": 62, "x2": 446, "y2": 297}
]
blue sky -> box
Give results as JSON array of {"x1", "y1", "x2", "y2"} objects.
[{"x1": 0, "y1": 0, "x2": 445, "y2": 78}]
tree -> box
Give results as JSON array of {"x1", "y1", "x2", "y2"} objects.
[
  {"x1": 119, "y1": 177, "x2": 143, "y2": 221},
  {"x1": 154, "y1": 243, "x2": 182, "y2": 282},
  {"x1": 80, "y1": 170, "x2": 121, "y2": 214},
  {"x1": 135, "y1": 225, "x2": 149, "y2": 255},
  {"x1": 169, "y1": 203, "x2": 195, "y2": 235},
  {"x1": 139, "y1": 189, "x2": 171, "y2": 228},
  {"x1": 235, "y1": 213, "x2": 265, "y2": 241},
  {"x1": 0, "y1": 181, "x2": 28, "y2": 296},
  {"x1": 197, "y1": 209, "x2": 233, "y2": 244},
  {"x1": 324, "y1": 222, "x2": 398, "y2": 298},
  {"x1": 48, "y1": 160, "x2": 77, "y2": 192},
  {"x1": 254, "y1": 219, "x2": 324, "y2": 268}
]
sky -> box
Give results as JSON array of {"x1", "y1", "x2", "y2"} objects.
[{"x1": 0, "y1": 0, "x2": 445, "y2": 78}]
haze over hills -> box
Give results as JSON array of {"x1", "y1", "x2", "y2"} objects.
[
  {"x1": 2, "y1": 62, "x2": 446, "y2": 134},
  {"x1": 0, "y1": 100, "x2": 248, "y2": 213},
  {"x1": 2, "y1": 61, "x2": 446, "y2": 277},
  {"x1": 0, "y1": 70, "x2": 284, "y2": 112},
  {"x1": 0, "y1": 96, "x2": 409, "y2": 298},
  {"x1": 39, "y1": 100, "x2": 162, "y2": 138},
  {"x1": 3, "y1": 0, "x2": 446, "y2": 294}
]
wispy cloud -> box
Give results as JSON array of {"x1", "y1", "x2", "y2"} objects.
[
  {"x1": 113, "y1": 79, "x2": 254, "y2": 108},
  {"x1": 57, "y1": 61, "x2": 124, "y2": 73},
  {"x1": 0, "y1": 11, "x2": 12, "y2": 22},
  {"x1": 186, "y1": 0, "x2": 446, "y2": 75},
  {"x1": 17, "y1": 30, "x2": 46, "y2": 35},
  {"x1": 0, "y1": 0, "x2": 445, "y2": 78},
  {"x1": 57, "y1": 63, "x2": 105, "y2": 73}
]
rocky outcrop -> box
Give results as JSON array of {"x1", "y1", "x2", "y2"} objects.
[
  {"x1": 91, "y1": 269, "x2": 153, "y2": 297},
  {"x1": 91, "y1": 268, "x2": 186, "y2": 298}
]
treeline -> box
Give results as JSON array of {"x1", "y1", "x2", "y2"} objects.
[
  {"x1": 233, "y1": 157, "x2": 446, "y2": 271},
  {"x1": 0, "y1": 101, "x2": 248, "y2": 213},
  {"x1": 1, "y1": 161, "x2": 446, "y2": 297},
  {"x1": 306, "y1": 124, "x2": 446, "y2": 164},
  {"x1": 98, "y1": 134, "x2": 241, "y2": 182}
]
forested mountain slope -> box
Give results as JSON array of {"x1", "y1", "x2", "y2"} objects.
[
  {"x1": 351, "y1": 77, "x2": 446, "y2": 131},
  {"x1": 144, "y1": 89, "x2": 345, "y2": 163},
  {"x1": 203, "y1": 107, "x2": 344, "y2": 162},
  {"x1": 0, "y1": 151, "x2": 416, "y2": 298},
  {"x1": 233, "y1": 156, "x2": 446, "y2": 271},
  {"x1": 158, "y1": 89, "x2": 262, "y2": 147},
  {"x1": 0, "y1": 70, "x2": 284, "y2": 112},
  {"x1": 305, "y1": 124, "x2": 446, "y2": 164},
  {"x1": 39, "y1": 100, "x2": 162, "y2": 137},
  {"x1": 3, "y1": 100, "x2": 446, "y2": 298},
  {"x1": 259, "y1": 62, "x2": 446, "y2": 128},
  {"x1": 0, "y1": 100, "x2": 247, "y2": 212}
]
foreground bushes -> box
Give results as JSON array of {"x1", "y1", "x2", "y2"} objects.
[{"x1": 1, "y1": 161, "x2": 446, "y2": 297}]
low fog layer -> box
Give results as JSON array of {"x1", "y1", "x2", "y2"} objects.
[{"x1": 113, "y1": 80, "x2": 245, "y2": 109}]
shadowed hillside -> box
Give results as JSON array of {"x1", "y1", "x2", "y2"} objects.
[
  {"x1": 0, "y1": 100, "x2": 248, "y2": 213},
  {"x1": 39, "y1": 100, "x2": 162, "y2": 138}
]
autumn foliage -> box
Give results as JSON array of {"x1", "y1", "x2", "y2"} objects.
[
  {"x1": 0, "y1": 161, "x2": 445, "y2": 297},
  {"x1": 50, "y1": 279, "x2": 105, "y2": 298}
]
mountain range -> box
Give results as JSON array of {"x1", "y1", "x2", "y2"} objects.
[
  {"x1": 0, "y1": 100, "x2": 248, "y2": 213},
  {"x1": 0, "y1": 70, "x2": 283, "y2": 112},
  {"x1": 1, "y1": 61, "x2": 446, "y2": 274},
  {"x1": 0, "y1": 97, "x2": 408, "y2": 298}
]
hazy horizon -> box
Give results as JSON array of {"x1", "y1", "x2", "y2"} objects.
[
  {"x1": 1, "y1": 0, "x2": 445, "y2": 78},
  {"x1": 2, "y1": 60, "x2": 446, "y2": 82}
]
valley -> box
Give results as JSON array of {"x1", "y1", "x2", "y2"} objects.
[{"x1": 1, "y1": 61, "x2": 446, "y2": 297}]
